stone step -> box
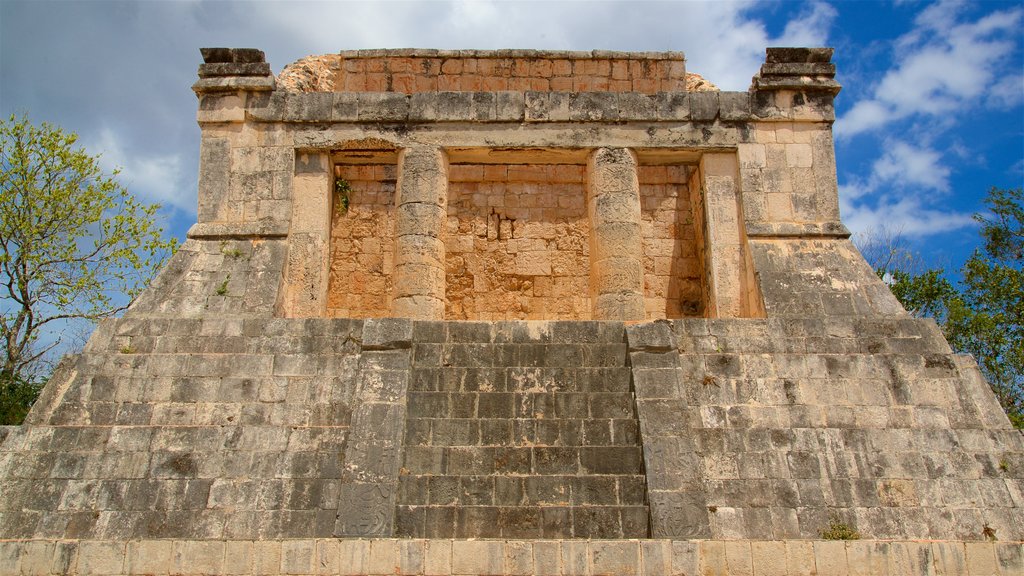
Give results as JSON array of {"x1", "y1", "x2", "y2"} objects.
[{"x1": 394, "y1": 505, "x2": 650, "y2": 539}]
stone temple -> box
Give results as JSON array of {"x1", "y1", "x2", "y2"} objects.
[{"x1": 0, "y1": 47, "x2": 1021, "y2": 575}]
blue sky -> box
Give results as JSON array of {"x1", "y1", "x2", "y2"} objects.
[{"x1": 1, "y1": 0, "x2": 1022, "y2": 272}]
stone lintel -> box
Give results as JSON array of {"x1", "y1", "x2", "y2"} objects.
[
  {"x1": 186, "y1": 221, "x2": 289, "y2": 239},
  {"x1": 745, "y1": 221, "x2": 851, "y2": 238},
  {"x1": 192, "y1": 76, "x2": 276, "y2": 95},
  {"x1": 198, "y1": 62, "x2": 272, "y2": 78}
]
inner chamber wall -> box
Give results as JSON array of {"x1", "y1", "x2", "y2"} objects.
[{"x1": 324, "y1": 150, "x2": 705, "y2": 321}]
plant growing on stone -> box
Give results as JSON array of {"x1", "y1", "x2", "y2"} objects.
[
  {"x1": 334, "y1": 177, "x2": 352, "y2": 215},
  {"x1": 215, "y1": 275, "x2": 230, "y2": 296},
  {"x1": 0, "y1": 114, "x2": 176, "y2": 420},
  {"x1": 863, "y1": 187, "x2": 1023, "y2": 428},
  {"x1": 820, "y1": 517, "x2": 860, "y2": 540}
]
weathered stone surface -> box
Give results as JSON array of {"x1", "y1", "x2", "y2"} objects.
[{"x1": 2, "y1": 46, "x2": 1021, "y2": 576}]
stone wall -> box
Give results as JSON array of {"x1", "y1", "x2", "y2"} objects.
[
  {"x1": 445, "y1": 163, "x2": 590, "y2": 321},
  {"x1": 327, "y1": 163, "x2": 397, "y2": 318},
  {"x1": 2, "y1": 538, "x2": 1021, "y2": 575},
  {"x1": 279, "y1": 50, "x2": 688, "y2": 95},
  {"x1": 639, "y1": 164, "x2": 702, "y2": 319},
  {"x1": 0, "y1": 46, "x2": 1020, "y2": 573}
]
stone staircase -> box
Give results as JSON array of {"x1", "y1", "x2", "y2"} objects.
[{"x1": 395, "y1": 321, "x2": 648, "y2": 538}]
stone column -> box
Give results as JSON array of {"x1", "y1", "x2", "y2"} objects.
[
  {"x1": 281, "y1": 152, "x2": 331, "y2": 317},
  {"x1": 392, "y1": 146, "x2": 448, "y2": 319},
  {"x1": 587, "y1": 147, "x2": 645, "y2": 321},
  {"x1": 700, "y1": 152, "x2": 750, "y2": 318}
]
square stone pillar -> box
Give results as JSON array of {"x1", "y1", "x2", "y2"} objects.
[
  {"x1": 392, "y1": 146, "x2": 448, "y2": 319},
  {"x1": 281, "y1": 151, "x2": 331, "y2": 317},
  {"x1": 699, "y1": 152, "x2": 760, "y2": 318},
  {"x1": 587, "y1": 148, "x2": 645, "y2": 321}
]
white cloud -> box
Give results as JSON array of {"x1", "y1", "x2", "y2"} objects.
[
  {"x1": 871, "y1": 141, "x2": 951, "y2": 192},
  {"x1": 242, "y1": 0, "x2": 836, "y2": 92},
  {"x1": 840, "y1": 194, "x2": 975, "y2": 238},
  {"x1": 88, "y1": 128, "x2": 194, "y2": 214},
  {"x1": 840, "y1": 139, "x2": 968, "y2": 238},
  {"x1": 987, "y1": 74, "x2": 1024, "y2": 108},
  {"x1": 836, "y1": 1, "x2": 1022, "y2": 139}
]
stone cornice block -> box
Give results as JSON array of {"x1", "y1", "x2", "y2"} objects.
[
  {"x1": 760, "y1": 62, "x2": 836, "y2": 77},
  {"x1": 198, "y1": 62, "x2": 272, "y2": 78},
  {"x1": 187, "y1": 221, "x2": 289, "y2": 239},
  {"x1": 753, "y1": 48, "x2": 841, "y2": 96},
  {"x1": 689, "y1": 92, "x2": 719, "y2": 121},
  {"x1": 201, "y1": 47, "x2": 266, "y2": 64},
  {"x1": 192, "y1": 76, "x2": 275, "y2": 95},
  {"x1": 745, "y1": 221, "x2": 850, "y2": 238},
  {"x1": 765, "y1": 47, "x2": 833, "y2": 63}
]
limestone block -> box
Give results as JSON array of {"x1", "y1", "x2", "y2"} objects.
[
  {"x1": 392, "y1": 295, "x2": 445, "y2": 320},
  {"x1": 561, "y1": 541, "x2": 589, "y2": 575},
  {"x1": 724, "y1": 541, "x2": 753, "y2": 576},
  {"x1": 737, "y1": 144, "x2": 767, "y2": 169},
  {"x1": 285, "y1": 92, "x2": 334, "y2": 122},
  {"x1": 394, "y1": 234, "x2": 445, "y2": 268},
  {"x1": 126, "y1": 539, "x2": 172, "y2": 574},
  {"x1": 590, "y1": 222, "x2": 643, "y2": 261},
  {"x1": 77, "y1": 541, "x2": 125, "y2": 575},
  {"x1": 197, "y1": 138, "x2": 231, "y2": 223},
  {"x1": 197, "y1": 93, "x2": 245, "y2": 123},
  {"x1": 173, "y1": 540, "x2": 224, "y2": 575},
  {"x1": 786, "y1": 143, "x2": 814, "y2": 168},
  {"x1": 592, "y1": 257, "x2": 644, "y2": 295},
  {"x1": 719, "y1": 92, "x2": 751, "y2": 121},
  {"x1": 569, "y1": 92, "x2": 619, "y2": 121},
  {"x1": 590, "y1": 191, "x2": 643, "y2": 224},
  {"x1": 590, "y1": 541, "x2": 640, "y2": 575},
  {"x1": 451, "y1": 540, "x2": 503, "y2": 575},
  {"x1": 786, "y1": 541, "x2": 816, "y2": 574},
  {"x1": 656, "y1": 92, "x2": 690, "y2": 121},
  {"x1": 423, "y1": 540, "x2": 452, "y2": 576},
  {"x1": 750, "y1": 541, "x2": 787, "y2": 576},
  {"x1": 393, "y1": 263, "x2": 445, "y2": 299},
  {"x1": 357, "y1": 93, "x2": 410, "y2": 122},
  {"x1": 337, "y1": 540, "x2": 368, "y2": 575},
  {"x1": 333, "y1": 93, "x2": 359, "y2": 121},
  {"x1": 699, "y1": 541, "x2": 727, "y2": 576},
  {"x1": 366, "y1": 540, "x2": 400, "y2": 575},
  {"x1": 495, "y1": 91, "x2": 526, "y2": 121},
  {"x1": 617, "y1": 93, "x2": 657, "y2": 120},
  {"x1": 504, "y1": 541, "x2": 533, "y2": 576},
  {"x1": 965, "y1": 542, "x2": 998, "y2": 575},
  {"x1": 396, "y1": 203, "x2": 447, "y2": 238},
  {"x1": 690, "y1": 91, "x2": 720, "y2": 121},
  {"x1": 524, "y1": 91, "x2": 570, "y2": 122},
  {"x1": 398, "y1": 147, "x2": 448, "y2": 206},
  {"x1": 813, "y1": 540, "x2": 849, "y2": 576}
]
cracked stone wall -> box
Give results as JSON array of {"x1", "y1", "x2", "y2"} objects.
[
  {"x1": 638, "y1": 164, "x2": 703, "y2": 319},
  {"x1": 445, "y1": 163, "x2": 590, "y2": 321},
  {"x1": 327, "y1": 163, "x2": 397, "y2": 318}
]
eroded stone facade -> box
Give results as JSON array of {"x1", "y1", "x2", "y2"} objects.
[{"x1": 0, "y1": 46, "x2": 1021, "y2": 574}]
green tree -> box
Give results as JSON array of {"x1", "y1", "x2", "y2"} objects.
[
  {"x1": 944, "y1": 188, "x2": 1023, "y2": 428},
  {"x1": 865, "y1": 187, "x2": 1023, "y2": 428},
  {"x1": 0, "y1": 114, "x2": 176, "y2": 423}
]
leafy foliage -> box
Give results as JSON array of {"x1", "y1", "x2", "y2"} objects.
[
  {"x1": 945, "y1": 188, "x2": 1023, "y2": 428},
  {"x1": 866, "y1": 187, "x2": 1023, "y2": 428},
  {"x1": 0, "y1": 114, "x2": 176, "y2": 420},
  {"x1": 0, "y1": 372, "x2": 41, "y2": 425},
  {"x1": 821, "y1": 518, "x2": 860, "y2": 540}
]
